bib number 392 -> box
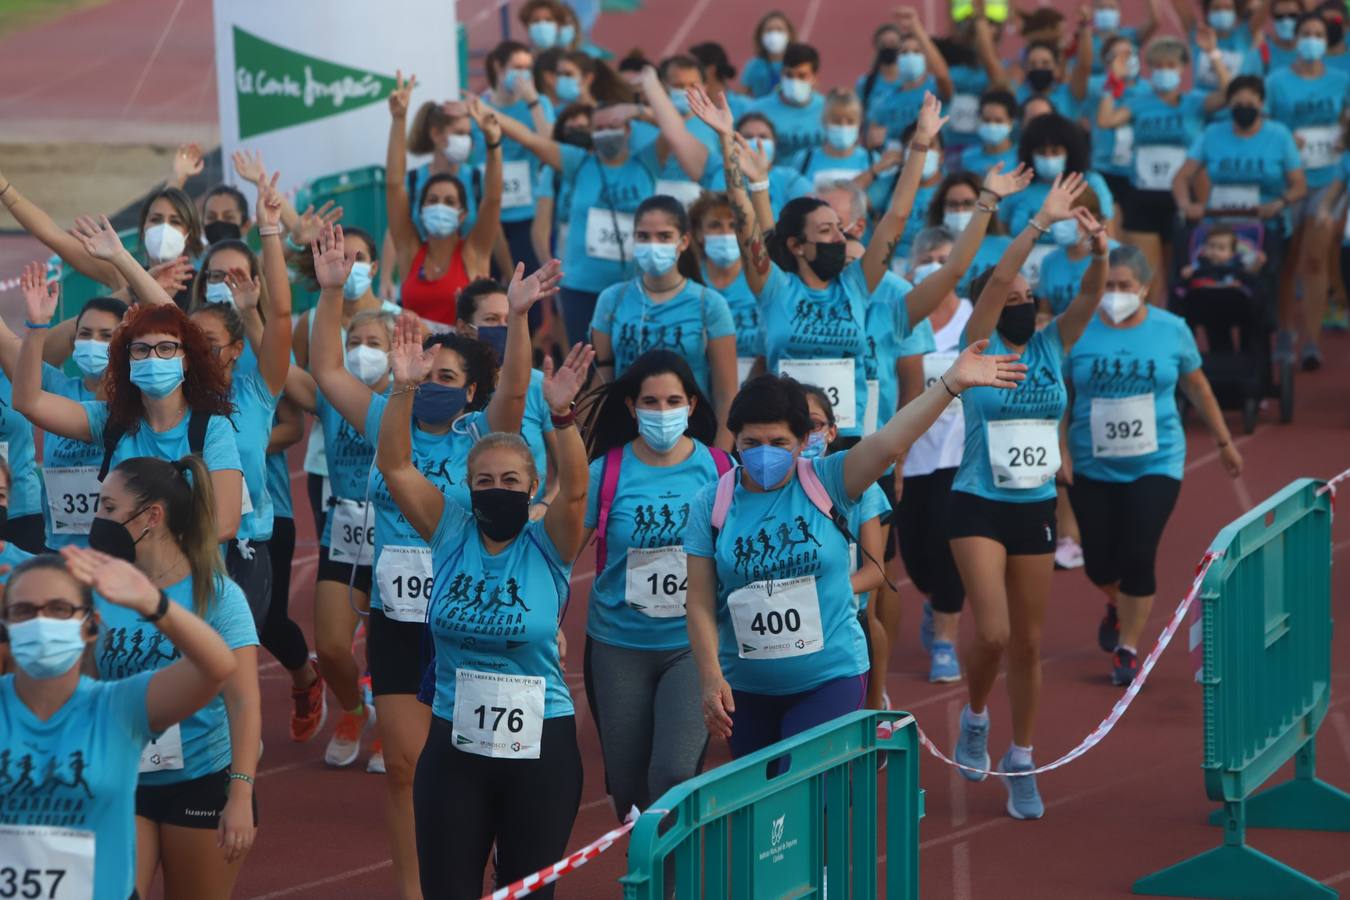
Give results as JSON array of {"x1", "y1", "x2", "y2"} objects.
[
  {"x1": 624, "y1": 545, "x2": 689, "y2": 618},
  {"x1": 451, "y1": 669, "x2": 545, "y2": 760},
  {"x1": 0, "y1": 825, "x2": 94, "y2": 900},
  {"x1": 1090, "y1": 394, "x2": 1159, "y2": 458},
  {"x1": 986, "y1": 419, "x2": 1061, "y2": 489},
  {"x1": 329, "y1": 500, "x2": 374, "y2": 565},
  {"x1": 727, "y1": 575, "x2": 824, "y2": 659}
]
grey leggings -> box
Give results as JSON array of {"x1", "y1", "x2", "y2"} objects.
[{"x1": 583, "y1": 637, "x2": 708, "y2": 819}]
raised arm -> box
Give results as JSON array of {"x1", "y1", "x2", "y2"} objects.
[
  {"x1": 639, "y1": 67, "x2": 710, "y2": 180},
  {"x1": 232, "y1": 150, "x2": 301, "y2": 235},
  {"x1": 541, "y1": 344, "x2": 596, "y2": 561},
  {"x1": 487, "y1": 259, "x2": 564, "y2": 433},
  {"x1": 1096, "y1": 52, "x2": 1134, "y2": 127},
  {"x1": 900, "y1": 9, "x2": 953, "y2": 99},
  {"x1": 488, "y1": 98, "x2": 564, "y2": 171},
  {"x1": 309, "y1": 224, "x2": 378, "y2": 433},
  {"x1": 378, "y1": 314, "x2": 444, "y2": 543},
  {"x1": 862, "y1": 92, "x2": 948, "y2": 292},
  {"x1": 0, "y1": 168, "x2": 123, "y2": 287},
  {"x1": 13, "y1": 264, "x2": 93, "y2": 442},
  {"x1": 728, "y1": 129, "x2": 778, "y2": 238},
  {"x1": 1139, "y1": 0, "x2": 1163, "y2": 42},
  {"x1": 1070, "y1": 18, "x2": 1093, "y2": 102},
  {"x1": 386, "y1": 71, "x2": 422, "y2": 265},
  {"x1": 255, "y1": 172, "x2": 294, "y2": 394},
  {"x1": 972, "y1": 14, "x2": 1011, "y2": 87},
  {"x1": 1172, "y1": 0, "x2": 1197, "y2": 33},
  {"x1": 1055, "y1": 208, "x2": 1108, "y2": 348},
  {"x1": 464, "y1": 98, "x2": 505, "y2": 267},
  {"x1": 1195, "y1": 26, "x2": 1234, "y2": 111},
  {"x1": 71, "y1": 215, "x2": 175, "y2": 307}
]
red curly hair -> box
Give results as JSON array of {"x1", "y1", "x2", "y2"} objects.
[{"x1": 104, "y1": 303, "x2": 235, "y2": 435}]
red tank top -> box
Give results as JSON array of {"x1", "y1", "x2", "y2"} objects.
[{"x1": 400, "y1": 242, "x2": 468, "y2": 325}]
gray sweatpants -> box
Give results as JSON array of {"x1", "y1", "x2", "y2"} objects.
[{"x1": 583, "y1": 637, "x2": 708, "y2": 818}]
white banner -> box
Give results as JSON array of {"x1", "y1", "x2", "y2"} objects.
[{"x1": 212, "y1": 0, "x2": 459, "y2": 198}]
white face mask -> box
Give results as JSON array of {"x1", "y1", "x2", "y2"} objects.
[
  {"x1": 943, "y1": 210, "x2": 974, "y2": 232},
  {"x1": 1101, "y1": 290, "x2": 1143, "y2": 323},
  {"x1": 762, "y1": 29, "x2": 789, "y2": 54},
  {"x1": 444, "y1": 134, "x2": 473, "y2": 164},
  {"x1": 345, "y1": 345, "x2": 390, "y2": 386},
  {"x1": 143, "y1": 223, "x2": 187, "y2": 263},
  {"x1": 910, "y1": 261, "x2": 943, "y2": 283}
]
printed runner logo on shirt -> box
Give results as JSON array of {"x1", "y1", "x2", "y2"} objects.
[
  {"x1": 435, "y1": 573, "x2": 533, "y2": 646},
  {"x1": 0, "y1": 750, "x2": 95, "y2": 827},
  {"x1": 629, "y1": 502, "x2": 690, "y2": 548},
  {"x1": 728, "y1": 514, "x2": 823, "y2": 584},
  {"x1": 100, "y1": 627, "x2": 178, "y2": 680}
]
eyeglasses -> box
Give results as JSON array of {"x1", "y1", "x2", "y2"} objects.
[
  {"x1": 204, "y1": 269, "x2": 230, "y2": 284},
  {"x1": 3, "y1": 601, "x2": 91, "y2": 623},
  {"x1": 945, "y1": 199, "x2": 977, "y2": 212},
  {"x1": 128, "y1": 340, "x2": 184, "y2": 360}
]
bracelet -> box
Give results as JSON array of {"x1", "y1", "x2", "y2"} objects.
[
  {"x1": 939, "y1": 374, "x2": 960, "y2": 398},
  {"x1": 142, "y1": 590, "x2": 171, "y2": 623},
  {"x1": 23, "y1": 321, "x2": 52, "y2": 330},
  {"x1": 0, "y1": 183, "x2": 12, "y2": 200},
  {"x1": 975, "y1": 201, "x2": 997, "y2": 214},
  {"x1": 390, "y1": 384, "x2": 419, "y2": 398},
  {"x1": 978, "y1": 186, "x2": 1003, "y2": 201},
  {"x1": 485, "y1": 138, "x2": 502, "y2": 150},
  {"x1": 258, "y1": 225, "x2": 282, "y2": 237},
  {"x1": 909, "y1": 140, "x2": 930, "y2": 153},
  {"x1": 228, "y1": 772, "x2": 255, "y2": 787},
  {"x1": 747, "y1": 179, "x2": 770, "y2": 193},
  {"x1": 1028, "y1": 218, "x2": 1050, "y2": 235},
  {"x1": 550, "y1": 409, "x2": 576, "y2": 430}
]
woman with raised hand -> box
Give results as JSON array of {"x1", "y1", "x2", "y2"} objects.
[
  {"x1": 376, "y1": 307, "x2": 593, "y2": 900},
  {"x1": 386, "y1": 73, "x2": 503, "y2": 326},
  {"x1": 0, "y1": 550, "x2": 236, "y2": 900},
  {"x1": 684, "y1": 353, "x2": 1024, "y2": 760},
  {"x1": 948, "y1": 175, "x2": 1107, "y2": 821},
  {"x1": 82, "y1": 455, "x2": 259, "y2": 899},
  {"x1": 688, "y1": 190, "x2": 765, "y2": 385}
]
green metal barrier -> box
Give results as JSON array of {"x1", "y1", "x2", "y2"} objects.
[
  {"x1": 1134, "y1": 478, "x2": 1350, "y2": 900},
  {"x1": 621, "y1": 711, "x2": 923, "y2": 900}
]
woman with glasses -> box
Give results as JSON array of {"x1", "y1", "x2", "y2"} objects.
[{"x1": 0, "y1": 548, "x2": 236, "y2": 900}]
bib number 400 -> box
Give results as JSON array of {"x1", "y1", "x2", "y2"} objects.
[
  {"x1": 749, "y1": 608, "x2": 801, "y2": 636},
  {"x1": 472, "y1": 705, "x2": 525, "y2": 733},
  {"x1": 0, "y1": 868, "x2": 67, "y2": 899}
]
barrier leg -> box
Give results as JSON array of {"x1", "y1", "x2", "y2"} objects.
[
  {"x1": 1134, "y1": 801, "x2": 1336, "y2": 899},
  {"x1": 1207, "y1": 740, "x2": 1350, "y2": 832}
]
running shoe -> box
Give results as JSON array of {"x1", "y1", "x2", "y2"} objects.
[
  {"x1": 290, "y1": 658, "x2": 327, "y2": 743},
  {"x1": 920, "y1": 602, "x2": 934, "y2": 655},
  {"x1": 997, "y1": 751, "x2": 1045, "y2": 820},
  {"x1": 1112, "y1": 648, "x2": 1140, "y2": 687},
  {"x1": 1097, "y1": 603, "x2": 1119, "y2": 654},
  {"x1": 929, "y1": 641, "x2": 962, "y2": 683},
  {"x1": 366, "y1": 739, "x2": 386, "y2": 774},
  {"x1": 954, "y1": 706, "x2": 989, "y2": 782},
  {"x1": 1053, "y1": 536, "x2": 1084, "y2": 570},
  {"x1": 1300, "y1": 344, "x2": 1323, "y2": 372},
  {"x1": 325, "y1": 704, "x2": 375, "y2": 767}
]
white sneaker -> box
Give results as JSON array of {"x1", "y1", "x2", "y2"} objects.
[
  {"x1": 1054, "y1": 536, "x2": 1084, "y2": 569},
  {"x1": 366, "y1": 745, "x2": 386, "y2": 774}
]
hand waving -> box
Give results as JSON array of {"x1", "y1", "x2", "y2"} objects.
[
  {"x1": 915, "y1": 92, "x2": 949, "y2": 145},
  {"x1": 1074, "y1": 207, "x2": 1108, "y2": 255},
  {"x1": 290, "y1": 201, "x2": 344, "y2": 248},
  {"x1": 982, "y1": 162, "x2": 1034, "y2": 199},
  {"x1": 231, "y1": 149, "x2": 267, "y2": 185},
  {"x1": 256, "y1": 170, "x2": 283, "y2": 229},
  {"x1": 311, "y1": 222, "x2": 354, "y2": 290},
  {"x1": 466, "y1": 96, "x2": 502, "y2": 147},
  {"x1": 390, "y1": 313, "x2": 434, "y2": 385},
  {"x1": 388, "y1": 70, "x2": 417, "y2": 119},
  {"x1": 686, "y1": 84, "x2": 734, "y2": 136},
  {"x1": 506, "y1": 258, "x2": 564, "y2": 317},
  {"x1": 226, "y1": 266, "x2": 261, "y2": 312},
  {"x1": 149, "y1": 257, "x2": 193, "y2": 296},
  {"x1": 945, "y1": 339, "x2": 1027, "y2": 391},
  {"x1": 1037, "y1": 172, "x2": 1087, "y2": 223},
  {"x1": 59, "y1": 546, "x2": 160, "y2": 616},
  {"x1": 540, "y1": 342, "x2": 597, "y2": 413},
  {"x1": 172, "y1": 143, "x2": 204, "y2": 184},
  {"x1": 71, "y1": 214, "x2": 126, "y2": 261},
  {"x1": 19, "y1": 261, "x2": 59, "y2": 326},
  {"x1": 731, "y1": 133, "x2": 770, "y2": 183}
]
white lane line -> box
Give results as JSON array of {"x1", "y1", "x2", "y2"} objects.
[
  {"x1": 952, "y1": 842, "x2": 972, "y2": 900},
  {"x1": 660, "y1": 0, "x2": 716, "y2": 59},
  {"x1": 245, "y1": 860, "x2": 393, "y2": 900},
  {"x1": 947, "y1": 699, "x2": 968, "y2": 829},
  {"x1": 799, "y1": 0, "x2": 824, "y2": 41}
]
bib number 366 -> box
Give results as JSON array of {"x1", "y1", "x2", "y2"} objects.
[{"x1": 0, "y1": 825, "x2": 94, "y2": 900}]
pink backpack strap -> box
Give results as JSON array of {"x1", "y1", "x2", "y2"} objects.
[
  {"x1": 710, "y1": 468, "x2": 738, "y2": 532},
  {"x1": 707, "y1": 446, "x2": 733, "y2": 477},
  {"x1": 795, "y1": 457, "x2": 836, "y2": 521},
  {"x1": 593, "y1": 446, "x2": 625, "y2": 573}
]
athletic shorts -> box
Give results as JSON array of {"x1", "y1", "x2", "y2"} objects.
[
  {"x1": 368, "y1": 607, "x2": 429, "y2": 696},
  {"x1": 1122, "y1": 188, "x2": 1179, "y2": 236},
  {"x1": 1288, "y1": 184, "x2": 1334, "y2": 233},
  {"x1": 136, "y1": 767, "x2": 258, "y2": 829},
  {"x1": 1067, "y1": 474, "x2": 1181, "y2": 596},
  {"x1": 947, "y1": 490, "x2": 1057, "y2": 556},
  {"x1": 316, "y1": 544, "x2": 372, "y2": 594},
  {"x1": 1101, "y1": 172, "x2": 1133, "y2": 214},
  {"x1": 894, "y1": 467, "x2": 965, "y2": 613}
]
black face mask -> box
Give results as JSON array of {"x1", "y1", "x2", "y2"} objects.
[
  {"x1": 1328, "y1": 18, "x2": 1345, "y2": 46},
  {"x1": 1231, "y1": 104, "x2": 1260, "y2": 129},
  {"x1": 805, "y1": 240, "x2": 848, "y2": 281},
  {"x1": 88, "y1": 508, "x2": 148, "y2": 563},
  {"x1": 1026, "y1": 68, "x2": 1056, "y2": 93},
  {"x1": 561, "y1": 127, "x2": 592, "y2": 149},
  {"x1": 471, "y1": 488, "x2": 530, "y2": 542},
  {"x1": 877, "y1": 46, "x2": 900, "y2": 65},
  {"x1": 204, "y1": 221, "x2": 243, "y2": 245},
  {"x1": 996, "y1": 302, "x2": 1037, "y2": 346}
]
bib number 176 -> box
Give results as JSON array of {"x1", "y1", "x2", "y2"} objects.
[{"x1": 472, "y1": 705, "x2": 525, "y2": 733}]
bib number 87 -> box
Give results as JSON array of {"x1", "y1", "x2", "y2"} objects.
[
  {"x1": 1008, "y1": 446, "x2": 1048, "y2": 467},
  {"x1": 0, "y1": 867, "x2": 65, "y2": 900},
  {"x1": 750, "y1": 609, "x2": 802, "y2": 636},
  {"x1": 645, "y1": 572, "x2": 687, "y2": 596},
  {"x1": 473, "y1": 705, "x2": 524, "y2": 733},
  {"x1": 1103, "y1": 420, "x2": 1143, "y2": 440}
]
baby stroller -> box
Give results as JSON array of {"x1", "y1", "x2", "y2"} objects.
[{"x1": 1169, "y1": 219, "x2": 1294, "y2": 433}]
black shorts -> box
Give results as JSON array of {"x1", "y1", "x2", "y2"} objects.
[
  {"x1": 895, "y1": 467, "x2": 966, "y2": 614},
  {"x1": 136, "y1": 768, "x2": 259, "y2": 829},
  {"x1": 876, "y1": 471, "x2": 900, "y2": 561},
  {"x1": 1067, "y1": 474, "x2": 1181, "y2": 596},
  {"x1": 1122, "y1": 188, "x2": 1179, "y2": 237},
  {"x1": 1100, "y1": 172, "x2": 1133, "y2": 217},
  {"x1": 317, "y1": 543, "x2": 373, "y2": 594},
  {"x1": 368, "y1": 607, "x2": 430, "y2": 696},
  {"x1": 947, "y1": 490, "x2": 1057, "y2": 556}
]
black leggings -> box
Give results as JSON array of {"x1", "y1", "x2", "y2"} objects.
[
  {"x1": 895, "y1": 467, "x2": 966, "y2": 613},
  {"x1": 260, "y1": 517, "x2": 310, "y2": 671},
  {"x1": 306, "y1": 473, "x2": 327, "y2": 540},
  {"x1": 414, "y1": 715, "x2": 583, "y2": 899},
  {"x1": 1067, "y1": 474, "x2": 1181, "y2": 597}
]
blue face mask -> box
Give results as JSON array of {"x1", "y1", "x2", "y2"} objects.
[
  {"x1": 555, "y1": 74, "x2": 581, "y2": 101},
  {"x1": 344, "y1": 261, "x2": 373, "y2": 300},
  {"x1": 8, "y1": 617, "x2": 87, "y2": 679},
  {"x1": 668, "y1": 88, "x2": 691, "y2": 115},
  {"x1": 799, "y1": 430, "x2": 827, "y2": 459},
  {"x1": 421, "y1": 204, "x2": 461, "y2": 238},
  {"x1": 634, "y1": 242, "x2": 679, "y2": 275},
  {"x1": 559, "y1": 24, "x2": 576, "y2": 45},
  {"x1": 72, "y1": 339, "x2": 110, "y2": 378},
  {"x1": 205, "y1": 281, "x2": 234, "y2": 306},
  {"x1": 1151, "y1": 68, "x2": 1182, "y2": 92},
  {"x1": 780, "y1": 77, "x2": 812, "y2": 104},
  {"x1": 504, "y1": 68, "x2": 532, "y2": 94},
  {"x1": 1125, "y1": 53, "x2": 1141, "y2": 78},
  {"x1": 1208, "y1": 9, "x2": 1236, "y2": 30},
  {"x1": 1297, "y1": 35, "x2": 1327, "y2": 60},
  {"x1": 898, "y1": 51, "x2": 927, "y2": 82},
  {"x1": 740, "y1": 444, "x2": 795, "y2": 489},
  {"x1": 978, "y1": 121, "x2": 1011, "y2": 146},
  {"x1": 1051, "y1": 218, "x2": 1080, "y2": 246},
  {"x1": 476, "y1": 325, "x2": 508, "y2": 366},
  {"x1": 636, "y1": 406, "x2": 690, "y2": 453},
  {"x1": 825, "y1": 124, "x2": 859, "y2": 150},
  {"x1": 703, "y1": 233, "x2": 741, "y2": 266},
  {"x1": 528, "y1": 20, "x2": 558, "y2": 48},
  {"x1": 1033, "y1": 153, "x2": 1067, "y2": 180},
  {"x1": 129, "y1": 356, "x2": 184, "y2": 399},
  {"x1": 1094, "y1": 7, "x2": 1121, "y2": 30},
  {"x1": 1274, "y1": 16, "x2": 1298, "y2": 40},
  {"x1": 413, "y1": 383, "x2": 469, "y2": 424}
]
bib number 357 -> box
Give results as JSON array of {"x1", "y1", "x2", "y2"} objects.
[{"x1": 0, "y1": 825, "x2": 94, "y2": 900}]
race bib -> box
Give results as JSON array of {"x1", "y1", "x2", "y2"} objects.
[
  {"x1": 500, "y1": 160, "x2": 534, "y2": 208},
  {"x1": 986, "y1": 418, "x2": 1060, "y2": 489},
  {"x1": 736, "y1": 357, "x2": 756, "y2": 387},
  {"x1": 320, "y1": 477, "x2": 332, "y2": 510},
  {"x1": 1208, "y1": 183, "x2": 1260, "y2": 212},
  {"x1": 1090, "y1": 394, "x2": 1159, "y2": 458},
  {"x1": 862, "y1": 379, "x2": 880, "y2": 435},
  {"x1": 654, "y1": 178, "x2": 703, "y2": 208},
  {"x1": 1022, "y1": 244, "x2": 1055, "y2": 289},
  {"x1": 585, "y1": 207, "x2": 635, "y2": 262},
  {"x1": 0, "y1": 443, "x2": 8, "y2": 464},
  {"x1": 727, "y1": 575, "x2": 824, "y2": 659},
  {"x1": 1134, "y1": 145, "x2": 1186, "y2": 191},
  {"x1": 1111, "y1": 125, "x2": 1135, "y2": 169},
  {"x1": 777, "y1": 358, "x2": 856, "y2": 428},
  {"x1": 0, "y1": 825, "x2": 94, "y2": 900},
  {"x1": 1297, "y1": 125, "x2": 1338, "y2": 171},
  {"x1": 329, "y1": 500, "x2": 374, "y2": 565},
  {"x1": 1195, "y1": 49, "x2": 1243, "y2": 86},
  {"x1": 44, "y1": 466, "x2": 101, "y2": 535},
  {"x1": 923, "y1": 351, "x2": 962, "y2": 417},
  {"x1": 138, "y1": 724, "x2": 184, "y2": 773},
  {"x1": 376, "y1": 544, "x2": 435, "y2": 623},
  {"x1": 624, "y1": 545, "x2": 688, "y2": 617},
  {"x1": 949, "y1": 94, "x2": 980, "y2": 134},
  {"x1": 240, "y1": 480, "x2": 254, "y2": 517},
  {"x1": 810, "y1": 168, "x2": 864, "y2": 193},
  {"x1": 451, "y1": 669, "x2": 545, "y2": 759}
]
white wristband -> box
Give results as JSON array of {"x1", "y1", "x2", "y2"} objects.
[{"x1": 747, "y1": 180, "x2": 770, "y2": 193}]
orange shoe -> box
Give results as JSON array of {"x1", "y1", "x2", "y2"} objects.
[
  {"x1": 289, "y1": 658, "x2": 327, "y2": 743},
  {"x1": 324, "y1": 703, "x2": 375, "y2": 767}
]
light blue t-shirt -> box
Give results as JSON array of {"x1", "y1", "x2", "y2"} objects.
[
  {"x1": 1238, "y1": 41, "x2": 1297, "y2": 77},
  {"x1": 316, "y1": 391, "x2": 376, "y2": 548},
  {"x1": 748, "y1": 91, "x2": 826, "y2": 159},
  {"x1": 850, "y1": 481, "x2": 892, "y2": 611},
  {"x1": 535, "y1": 165, "x2": 574, "y2": 241},
  {"x1": 1017, "y1": 80, "x2": 1083, "y2": 121},
  {"x1": 642, "y1": 117, "x2": 725, "y2": 196},
  {"x1": 1186, "y1": 119, "x2": 1302, "y2": 232},
  {"x1": 947, "y1": 65, "x2": 992, "y2": 143},
  {"x1": 265, "y1": 449, "x2": 293, "y2": 521},
  {"x1": 954, "y1": 320, "x2": 1068, "y2": 503},
  {"x1": 428, "y1": 503, "x2": 573, "y2": 721},
  {"x1": 0, "y1": 373, "x2": 41, "y2": 519},
  {"x1": 705, "y1": 165, "x2": 813, "y2": 220},
  {"x1": 1264, "y1": 66, "x2": 1350, "y2": 188},
  {"x1": 758, "y1": 259, "x2": 873, "y2": 438},
  {"x1": 873, "y1": 75, "x2": 940, "y2": 141},
  {"x1": 230, "y1": 362, "x2": 281, "y2": 543},
  {"x1": 1038, "y1": 239, "x2": 1121, "y2": 315},
  {"x1": 591, "y1": 278, "x2": 736, "y2": 398},
  {"x1": 703, "y1": 262, "x2": 764, "y2": 360},
  {"x1": 1000, "y1": 172, "x2": 1115, "y2": 242},
  {"x1": 864, "y1": 272, "x2": 914, "y2": 434},
  {"x1": 0, "y1": 541, "x2": 33, "y2": 578},
  {"x1": 789, "y1": 145, "x2": 897, "y2": 218},
  {"x1": 0, "y1": 672, "x2": 153, "y2": 900},
  {"x1": 1066, "y1": 308, "x2": 1201, "y2": 482},
  {"x1": 558, "y1": 143, "x2": 658, "y2": 293},
  {"x1": 684, "y1": 451, "x2": 870, "y2": 694},
  {"x1": 958, "y1": 142, "x2": 1019, "y2": 179},
  {"x1": 857, "y1": 70, "x2": 903, "y2": 125},
  {"x1": 1087, "y1": 74, "x2": 1132, "y2": 178},
  {"x1": 584, "y1": 441, "x2": 723, "y2": 650},
  {"x1": 82, "y1": 400, "x2": 242, "y2": 484},
  {"x1": 471, "y1": 95, "x2": 556, "y2": 224},
  {"x1": 742, "y1": 56, "x2": 783, "y2": 98},
  {"x1": 1123, "y1": 84, "x2": 1210, "y2": 190},
  {"x1": 96, "y1": 575, "x2": 257, "y2": 784},
  {"x1": 39, "y1": 365, "x2": 101, "y2": 549},
  {"x1": 522, "y1": 370, "x2": 555, "y2": 503}
]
